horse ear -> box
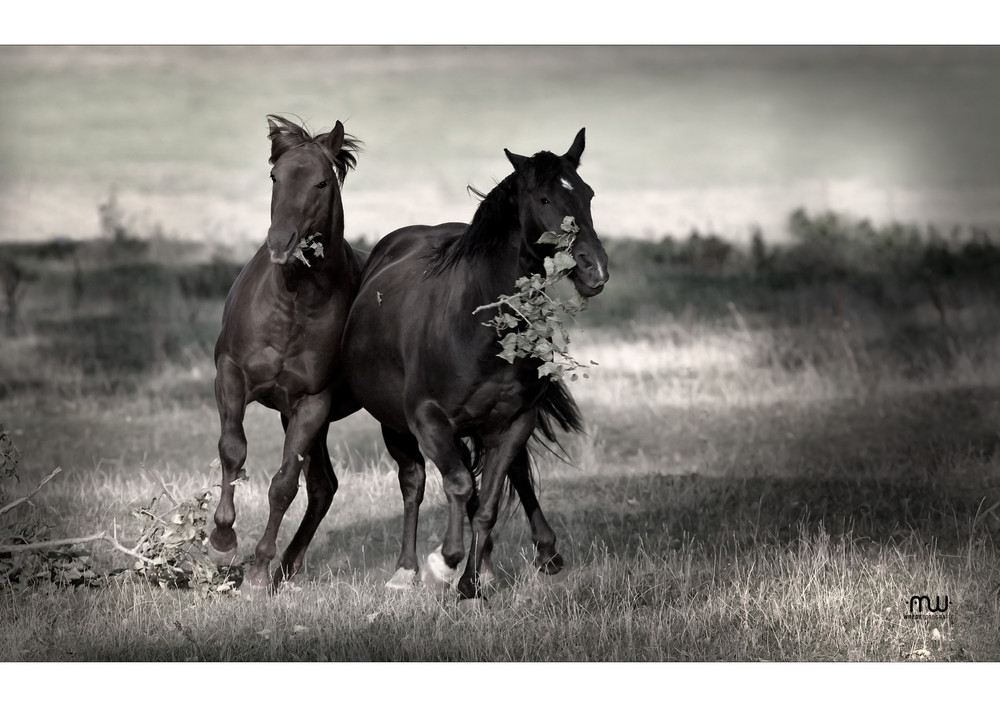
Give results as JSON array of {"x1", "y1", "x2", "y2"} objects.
[
  {"x1": 324, "y1": 120, "x2": 345, "y2": 157},
  {"x1": 564, "y1": 128, "x2": 586, "y2": 168},
  {"x1": 267, "y1": 118, "x2": 283, "y2": 164},
  {"x1": 505, "y1": 148, "x2": 528, "y2": 171}
]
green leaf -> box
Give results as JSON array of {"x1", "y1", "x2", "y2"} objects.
[
  {"x1": 534, "y1": 339, "x2": 553, "y2": 356},
  {"x1": 537, "y1": 230, "x2": 563, "y2": 245},
  {"x1": 537, "y1": 362, "x2": 563, "y2": 380},
  {"x1": 552, "y1": 251, "x2": 576, "y2": 275}
]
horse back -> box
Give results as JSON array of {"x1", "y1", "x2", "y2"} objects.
[{"x1": 359, "y1": 223, "x2": 465, "y2": 287}]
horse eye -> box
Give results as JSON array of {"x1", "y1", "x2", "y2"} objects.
[
  {"x1": 540, "y1": 197, "x2": 551, "y2": 205},
  {"x1": 316, "y1": 181, "x2": 328, "y2": 190}
]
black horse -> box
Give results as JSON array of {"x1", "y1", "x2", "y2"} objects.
[
  {"x1": 342, "y1": 129, "x2": 609, "y2": 600},
  {"x1": 208, "y1": 115, "x2": 365, "y2": 590}
]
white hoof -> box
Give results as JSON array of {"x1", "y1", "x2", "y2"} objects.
[
  {"x1": 478, "y1": 567, "x2": 496, "y2": 588},
  {"x1": 420, "y1": 546, "x2": 459, "y2": 595},
  {"x1": 385, "y1": 567, "x2": 418, "y2": 591}
]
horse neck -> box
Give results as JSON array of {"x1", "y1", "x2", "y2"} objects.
[
  {"x1": 322, "y1": 193, "x2": 347, "y2": 258},
  {"x1": 460, "y1": 185, "x2": 543, "y2": 301},
  {"x1": 454, "y1": 226, "x2": 544, "y2": 316}
]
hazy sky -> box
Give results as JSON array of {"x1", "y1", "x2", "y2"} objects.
[{"x1": 3, "y1": 45, "x2": 1000, "y2": 247}]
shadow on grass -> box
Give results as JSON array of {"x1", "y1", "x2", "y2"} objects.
[{"x1": 304, "y1": 382, "x2": 1000, "y2": 586}]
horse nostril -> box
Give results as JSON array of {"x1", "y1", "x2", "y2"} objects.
[{"x1": 576, "y1": 250, "x2": 608, "y2": 283}]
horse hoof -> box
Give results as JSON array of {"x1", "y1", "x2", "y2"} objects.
[
  {"x1": 420, "y1": 547, "x2": 458, "y2": 595},
  {"x1": 242, "y1": 566, "x2": 272, "y2": 592},
  {"x1": 385, "y1": 568, "x2": 418, "y2": 591},
  {"x1": 457, "y1": 597, "x2": 489, "y2": 614},
  {"x1": 206, "y1": 541, "x2": 238, "y2": 567},
  {"x1": 535, "y1": 551, "x2": 565, "y2": 576},
  {"x1": 273, "y1": 568, "x2": 300, "y2": 589}
]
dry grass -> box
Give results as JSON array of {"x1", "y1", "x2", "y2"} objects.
[{"x1": 4, "y1": 312, "x2": 1000, "y2": 663}]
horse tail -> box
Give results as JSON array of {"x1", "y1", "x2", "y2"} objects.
[{"x1": 535, "y1": 379, "x2": 585, "y2": 449}]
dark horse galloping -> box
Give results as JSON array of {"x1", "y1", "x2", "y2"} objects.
[
  {"x1": 208, "y1": 115, "x2": 364, "y2": 589},
  {"x1": 342, "y1": 129, "x2": 609, "y2": 600}
]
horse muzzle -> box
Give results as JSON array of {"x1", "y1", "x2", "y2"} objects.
[
  {"x1": 267, "y1": 228, "x2": 299, "y2": 265},
  {"x1": 570, "y1": 245, "x2": 609, "y2": 297}
]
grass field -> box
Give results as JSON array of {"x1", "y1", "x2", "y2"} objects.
[{"x1": 3, "y1": 221, "x2": 1000, "y2": 664}]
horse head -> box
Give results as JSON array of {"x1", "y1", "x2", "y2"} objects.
[
  {"x1": 505, "y1": 128, "x2": 609, "y2": 297},
  {"x1": 266, "y1": 116, "x2": 353, "y2": 265}
]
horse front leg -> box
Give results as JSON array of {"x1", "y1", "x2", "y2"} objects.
[
  {"x1": 275, "y1": 423, "x2": 336, "y2": 585},
  {"x1": 382, "y1": 424, "x2": 426, "y2": 591},
  {"x1": 464, "y1": 481, "x2": 495, "y2": 586},
  {"x1": 457, "y1": 412, "x2": 537, "y2": 604},
  {"x1": 208, "y1": 357, "x2": 248, "y2": 566},
  {"x1": 411, "y1": 401, "x2": 475, "y2": 595},
  {"x1": 244, "y1": 393, "x2": 331, "y2": 590}
]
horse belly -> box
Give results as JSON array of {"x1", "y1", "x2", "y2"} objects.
[{"x1": 346, "y1": 357, "x2": 409, "y2": 431}]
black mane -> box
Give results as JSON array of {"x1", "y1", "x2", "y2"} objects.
[
  {"x1": 427, "y1": 150, "x2": 565, "y2": 273},
  {"x1": 266, "y1": 114, "x2": 361, "y2": 185}
]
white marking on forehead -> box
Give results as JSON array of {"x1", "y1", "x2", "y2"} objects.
[{"x1": 560, "y1": 177, "x2": 574, "y2": 191}]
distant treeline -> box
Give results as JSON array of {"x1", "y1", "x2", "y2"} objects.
[
  {"x1": 3, "y1": 207, "x2": 1000, "y2": 386},
  {"x1": 580, "y1": 208, "x2": 1000, "y2": 325}
]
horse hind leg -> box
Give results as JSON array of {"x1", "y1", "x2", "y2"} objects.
[
  {"x1": 382, "y1": 425, "x2": 425, "y2": 591},
  {"x1": 208, "y1": 358, "x2": 248, "y2": 566},
  {"x1": 274, "y1": 425, "x2": 337, "y2": 586},
  {"x1": 456, "y1": 413, "x2": 537, "y2": 602},
  {"x1": 507, "y1": 447, "x2": 564, "y2": 575}
]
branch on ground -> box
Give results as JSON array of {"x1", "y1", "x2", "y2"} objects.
[{"x1": 0, "y1": 467, "x2": 62, "y2": 518}]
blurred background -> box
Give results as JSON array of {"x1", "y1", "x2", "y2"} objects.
[{"x1": 3, "y1": 46, "x2": 1000, "y2": 253}]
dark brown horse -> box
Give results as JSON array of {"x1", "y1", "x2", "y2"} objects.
[
  {"x1": 208, "y1": 115, "x2": 365, "y2": 589},
  {"x1": 342, "y1": 129, "x2": 608, "y2": 601}
]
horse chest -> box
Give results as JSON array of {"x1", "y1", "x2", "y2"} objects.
[{"x1": 242, "y1": 303, "x2": 342, "y2": 398}]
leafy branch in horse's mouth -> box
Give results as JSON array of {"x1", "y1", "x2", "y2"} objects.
[
  {"x1": 474, "y1": 216, "x2": 597, "y2": 381},
  {"x1": 292, "y1": 233, "x2": 325, "y2": 267}
]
